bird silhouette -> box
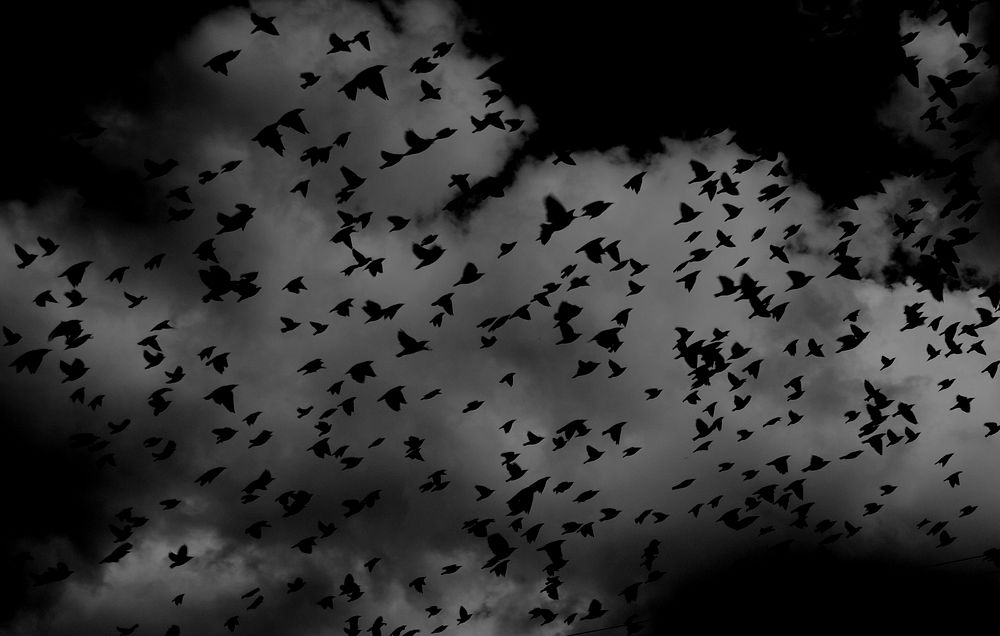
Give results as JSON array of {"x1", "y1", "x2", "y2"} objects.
[
  {"x1": 167, "y1": 544, "x2": 193, "y2": 568},
  {"x1": 204, "y1": 50, "x2": 240, "y2": 75},
  {"x1": 340, "y1": 65, "x2": 388, "y2": 100},
  {"x1": 250, "y1": 12, "x2": 279, "y2": 35}
]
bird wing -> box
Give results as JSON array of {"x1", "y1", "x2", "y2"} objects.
[
  {"x1": 397, "y1": 330, "x2": 418, "y2": 350},
  {"x1": 543, "y1": 195, "x2": 568, "y2": 223},
  {"x1": 367, "y1": 70, "x2": 388, "y2": 100}
]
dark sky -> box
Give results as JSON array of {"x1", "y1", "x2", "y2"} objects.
[{"x1": 3, "y1": 1, "x2": 1000, "y2": 635}]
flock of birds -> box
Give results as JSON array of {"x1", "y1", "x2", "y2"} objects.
[{"x1": 6, "y1": 5, "x2": 1000, "y2": 636}]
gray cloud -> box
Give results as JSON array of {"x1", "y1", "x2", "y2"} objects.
[{"x1": 3, "y1": 2, "x2": 1000, "y2": 635}]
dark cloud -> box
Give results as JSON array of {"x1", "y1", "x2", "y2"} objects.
[
  {"x1": 456, "y1": 0, "x2": 942, "y2": 206},
  {"x1": 643, "y1": 547, "x2": 1000, "y2": 632},
  {"x1": 0, "y1": 1, "x2": 246, "y2": 208},
  {"x1": 0, "y1": 386, "x2": 111, "y2": 623}
]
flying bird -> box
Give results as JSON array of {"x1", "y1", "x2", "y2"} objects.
[
  {"x1": 204, "y1": 50, "x2": 240, "y2": 75},
  {"x1": 340, "y1": 64, "x2": 388, "y2": 100}
]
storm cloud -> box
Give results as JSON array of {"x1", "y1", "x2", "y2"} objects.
[{"x1": 2, "y1": 1, "x2": 1000, "y2": 635}]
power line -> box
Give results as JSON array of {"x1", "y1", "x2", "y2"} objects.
[
  {"x1": 555, "y1": 552, "x2": 997, "y2": 636},
  {"x1": 556, "y1": 553, "x2": 997, "y2": 636},
  {"x1": 559, "y1": 553, "x2": 997, "y2": 636},
  {"x1": 923, "y1": 553, "x2": 997, "y2": 568},
  {"x1": 564, "y1": 619, "x2": 647, "y2": 636}
]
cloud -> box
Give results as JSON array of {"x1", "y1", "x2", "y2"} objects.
[{"x1": 3, "y1": 1, "x2": 1000, "y2": 635}]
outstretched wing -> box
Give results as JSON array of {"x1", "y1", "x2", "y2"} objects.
[
  {"x1": 397, "y1": 330, "x2": 418, "y2": 350},
  {"x1": 544, "y1": 195, "x2": 567, "y2": 223},
  {"x1": 367, "y1": 70, "x2": 388, "y2": 100}
]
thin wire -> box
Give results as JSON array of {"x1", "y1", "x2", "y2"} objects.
[
  {"x1": 563, "y1": 620, "x2": 647, "y2": 636},
  {"x1": 561, "y1": 553, "x2": 997, "y2": 636},
  {"x1": 923, "y1": 553, "x2": 995, "y2": 568}
]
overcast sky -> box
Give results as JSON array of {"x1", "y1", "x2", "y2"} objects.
[{"x1": 2, "y1": 1, "x2": 1000, "y2": 634}]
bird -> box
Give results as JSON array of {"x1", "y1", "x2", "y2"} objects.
[
  {"x1": 786, "y1": 270, "x2": 814, "y2": 291},
  {"x1": 204, "y1": 50, "x2": 241, "y2": 75},
  {"x1": 410, "y1": 57, "x2": 438, "y2": 73},
  {"x1": 803, "y1": 455, "x2": 830, "y2": 472},
  {"x1": 167, "y1": 545, "x2": 193, "y2": 568},
  {"x1": 432, "y1": 41, "x2": 453, "y2": 57},
  {"x1": 378, "y1": 386, "x2": 407, "y2": 411},
  {"x1": 340, "y1": 65, "x2": 388, "y2": 100},
  {"x1": 624, "y1": 171, "x2": 646, "y2": 193},
  {"x1": 454, "y1": 263, "x2": 484, "y2": 286},
  {"x1": 718, "y1": 508, "x2": 757, "y2": 530},
  {"x1": 396, "y1": 330, "x2": 430, "y2": 356},
  {"x1": 250, "y1": 12, "x2": 279, "y2": 35},
  {"x1": 13, "y1": 244, "x2": 37, "y2": 268},
  {"x1": 945, "y1": 471, "x2": 962, "y2": 488},
  {"x1": 59, "y1": 261, "x2": 93, "y2": 287},
  {"x1": 300, "y1": 72, "x2": 320, "y2": 88},
  {"x1": 539, "y1": 194, "x2": 576, "y2": 244},
  {"x1": 205, "y1": 384, "x2": 237, "y2": 412}
]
